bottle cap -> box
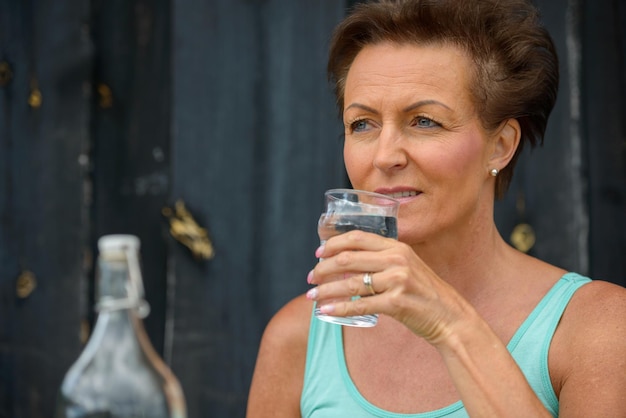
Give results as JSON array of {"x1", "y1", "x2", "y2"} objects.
[{"x1": 98, "y1": 234, "x2": 141, "y2": 253}]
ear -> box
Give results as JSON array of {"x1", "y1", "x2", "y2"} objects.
[{"x1": 488, "y1": 118, "x2": 521, "y2": 170}]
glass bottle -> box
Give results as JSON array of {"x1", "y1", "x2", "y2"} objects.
[{"x1": 56, "y1": 234, "x2": 187, "y2": 418}]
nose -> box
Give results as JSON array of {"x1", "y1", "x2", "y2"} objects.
[{"x1": 372, "y1": 127, "x2": 408, "y2": 171}]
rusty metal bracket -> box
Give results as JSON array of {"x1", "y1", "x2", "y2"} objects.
[
  {"x1": 16, "y1": 270, "x2": 37, "y2": 299},
  {"x1": 162, "y1": 200, "x2": 214, "y2": 260},
  {"x1": 0, "y1": 61, "x2": 13, "y2": 87}
]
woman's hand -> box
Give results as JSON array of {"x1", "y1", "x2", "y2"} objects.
[{"x1": 306, "y1": 229, "x2": 472, "y2": 346}]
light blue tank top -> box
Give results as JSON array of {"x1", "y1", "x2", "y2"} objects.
[{"x1": 301, "y1": 272, "x2": 591, "y2": 417}]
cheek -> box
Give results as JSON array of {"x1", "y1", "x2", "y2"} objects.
[
  {"x1": 343, "y1": 142, "x2": 366, "y2": 183},
  {"x1": 436, "y1": 133, "x2": 485, "y2": 179}
]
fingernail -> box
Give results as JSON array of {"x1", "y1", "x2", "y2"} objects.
[
  {"x1": 319, "y1": 304, "x2": 334, "y2": 314},
  {"x1": 315, "y1": 245, "x2": 324, "y2": 258},
  {"x1": 307, "y1": 270, "x2": 314, "y2": 284},
  {"x1": 306, "y1": 287, "x2": 318, "y2": 300}
]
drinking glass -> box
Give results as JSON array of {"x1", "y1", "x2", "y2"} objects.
[{"x1": 315, "y1": 189, "x2": 399, "y2": 327}]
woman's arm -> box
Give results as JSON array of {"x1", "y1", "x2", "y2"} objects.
[
  {"x1": 246, "y1": 294, "x2": 312, "y2": 418},
  {"x1": 433, "y1": 306, "x2": 554, "y2": 417},
  {"x1": 550, "y1": 280, "x2": 626, "y2": 417}
]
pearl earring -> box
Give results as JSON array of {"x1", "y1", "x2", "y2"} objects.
[{"x1": 490, "y1": 168, "x2": 499, "y2": 177}]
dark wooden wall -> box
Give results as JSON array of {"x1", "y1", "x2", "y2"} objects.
[
  {"x1": 581, "y1": 0, "x2": 626, "y2": 281},
  {"x1": 0, "y1": 0, "x2": 623, "y2": 417},
  {"x1": 0, "y1": 1, "x2": 92, "y2": 416},
  {"x1": 167, "y1": 1, "x2": 345, "y2": 415}
]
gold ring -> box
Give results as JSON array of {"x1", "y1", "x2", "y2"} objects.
[{"x1": 363, "y1": 272, "x2": 376, "y2": 296}]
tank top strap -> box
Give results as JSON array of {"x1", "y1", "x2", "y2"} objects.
[{"x1": 507, "y1": 272, "x2": 592, "y2": 416}]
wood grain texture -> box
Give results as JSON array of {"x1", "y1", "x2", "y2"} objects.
[{"x1": 0, "y1": 1, "x2": 93, "y2": 416}]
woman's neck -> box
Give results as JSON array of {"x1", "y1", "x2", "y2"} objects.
[{"x1": 409, "y1": 218, "x2": 512, "y2": 294}]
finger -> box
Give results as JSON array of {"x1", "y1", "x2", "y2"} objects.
[
  {"x1": 318, "y1": 229, "x2": 396, "y2": 257},
  {"x1": 308, "y1": 269, "x2": 349, "y2": 286},
  {"x1": 307, "y1": 272, "x2": 380, "y2": 302},
  {"x1": 317, "y1": 293, "x2": 380, "y2": 318},
  {"x1": 313, "y1": 249, "x2": 389, "y2": 283}
]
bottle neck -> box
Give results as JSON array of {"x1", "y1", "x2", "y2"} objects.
[
  {"x1": 95, "y1": 250, "x2": 150, "y2": 318},
  {"x1": 86, "y1": 255, "x2": 151, "y2": 355}
]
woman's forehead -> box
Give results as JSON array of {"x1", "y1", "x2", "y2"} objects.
[{"x1": 344, "y1": 43, "x2": 473, "y2": 108}]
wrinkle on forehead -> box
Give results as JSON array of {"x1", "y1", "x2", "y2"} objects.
[{"x1": 344, "y1": 42, "x2": 477, "y2": 120}]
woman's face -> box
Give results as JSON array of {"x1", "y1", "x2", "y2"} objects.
[{"x1": 342, "y1": 42, "x2": 499, "y2": 246}]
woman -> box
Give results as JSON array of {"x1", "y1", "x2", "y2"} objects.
[{"x1": 247, "y1": 0, "x2": 626, "y2": 416}]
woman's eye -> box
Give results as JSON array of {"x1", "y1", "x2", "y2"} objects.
[
  {"x1": 350, "y1": 119, "x2": 370, "y2": 132},
  {"x1": 413, "y1": 116, "x2": 440, "y2": 128}
]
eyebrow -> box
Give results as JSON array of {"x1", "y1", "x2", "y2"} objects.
[
  {"x1": 345, "y1": 100, "x2": 452, "y2": 114},
  {"x1": 344, "y1": 103, "x2": 379, "y2": 114},
  {"x1": 403, "y1": 100, "x2": 452, "y2": 112}
]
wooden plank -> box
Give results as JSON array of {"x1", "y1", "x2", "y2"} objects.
[
  {"x1": 496, "y1": 0, "x2": 589, "y2": 273},
  {"x1": 169, "y1": 0, "x2": 346, "y2": 415},
  {"x1": 580, "y1": 0, "x2": 626, "y2": 285},
  {"x1": 0, "y1": 0, "x2": 93, "y2": 416},
  {"x1": 90, "y1": 0, "x2": 172, "y2": 354}
]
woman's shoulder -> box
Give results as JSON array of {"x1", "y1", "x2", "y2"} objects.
[
  {"x1": 554, "y1": 275, "x2": 626, "y2": 339},
  {"x1": 550, "y1": 275, "x2": 626, "y2": 407},
  {"x1": 260, "y1": 293, "x2": 313, "y2": 354},
  {"x1": 246, "y1": 294, "x2": 313, "y2": 416},
  {"x1": 565, "y1": 276, "x2": 626, "y2": 318}
]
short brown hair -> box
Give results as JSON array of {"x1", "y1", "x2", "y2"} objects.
[{"x1": 327, "y1": 0, "x2": 559, "y2": 198}]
